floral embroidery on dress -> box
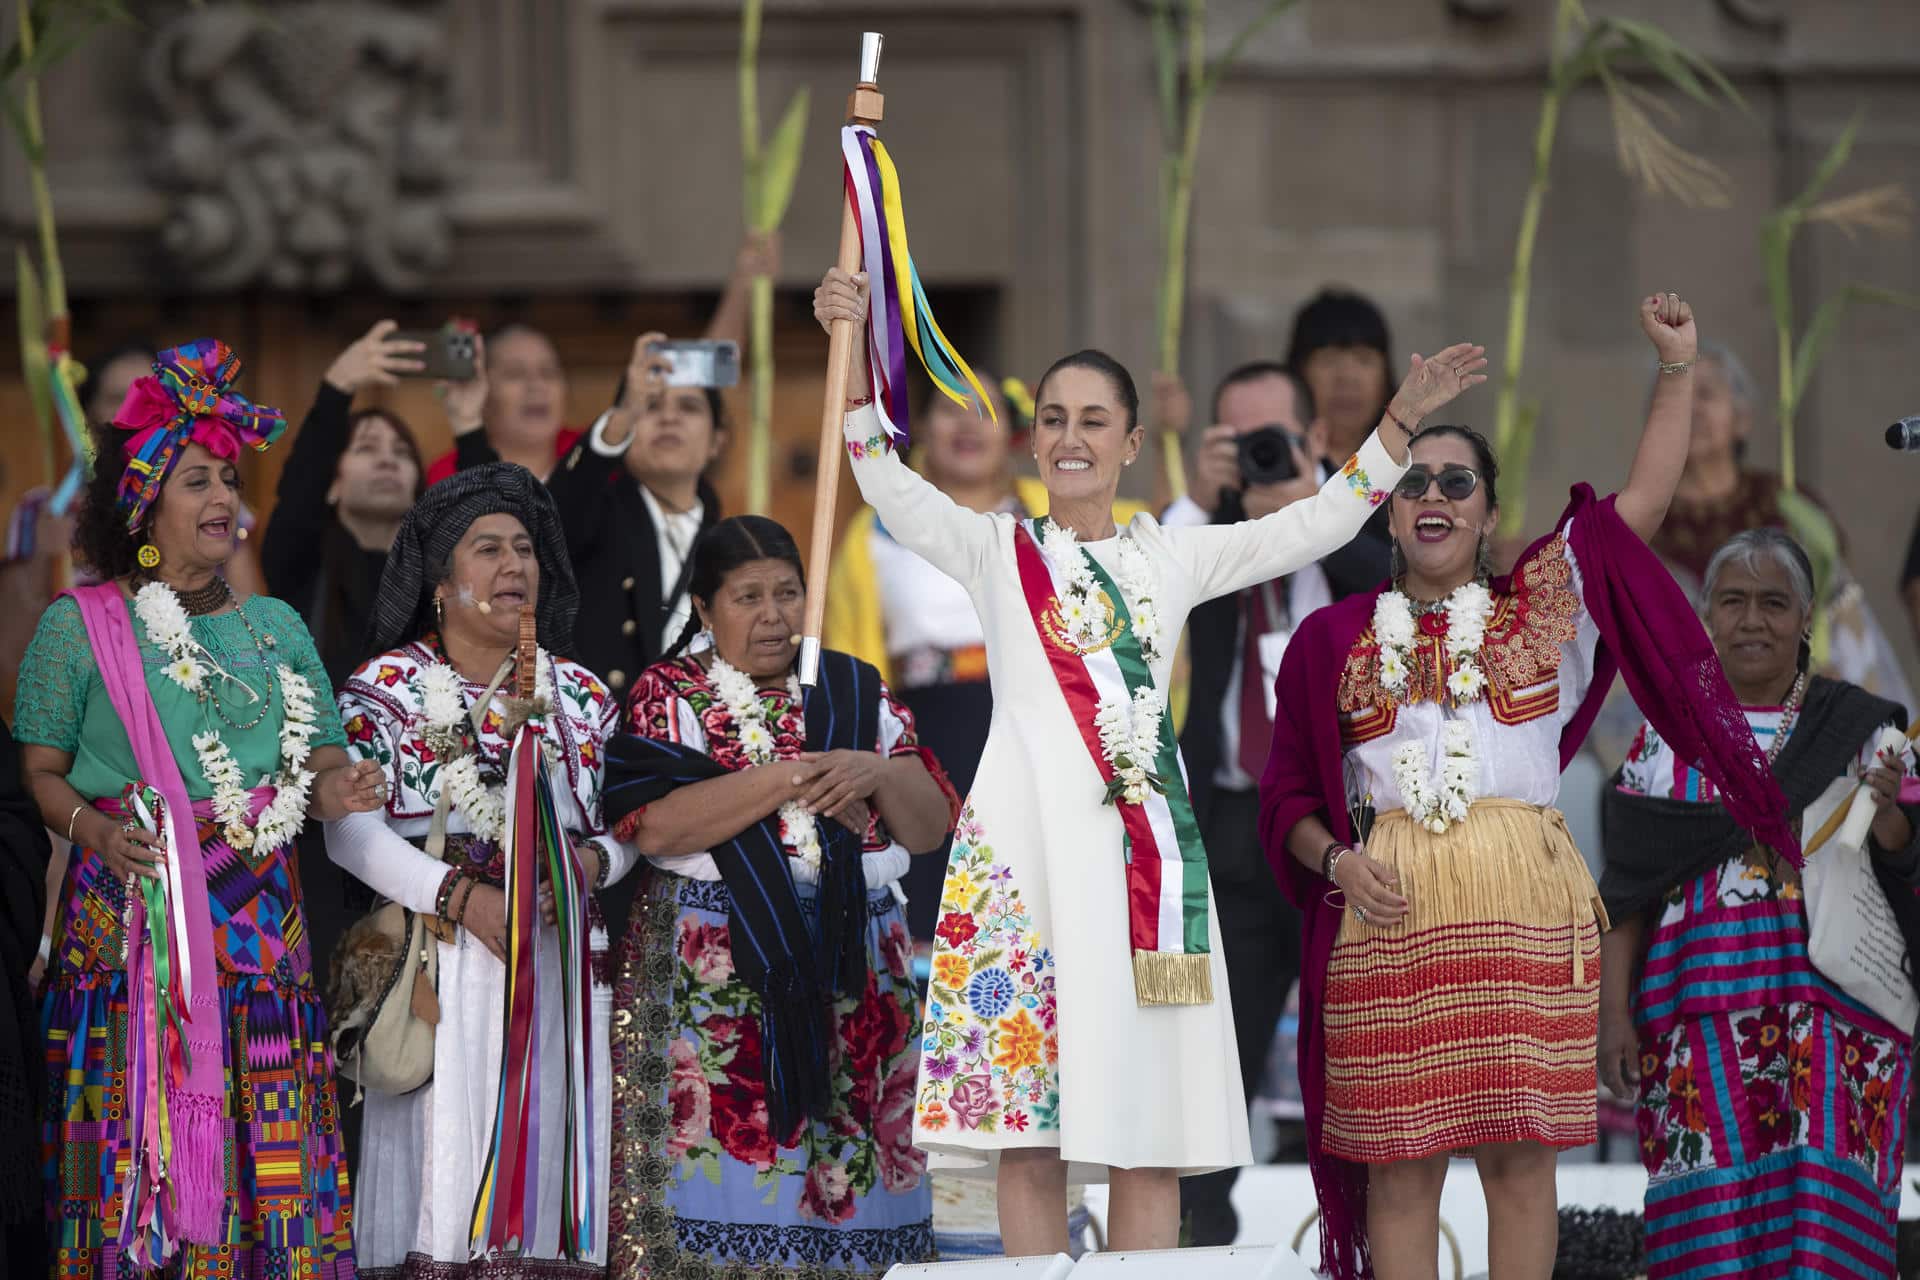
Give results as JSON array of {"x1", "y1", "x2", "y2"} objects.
[
  {"x1": 917, "y1": 803, "x2": 1060, "y2": 1135},
  {"x1": 847, "y1": 433, "x2": 893, "y2": 460},
  {"x1": 1338, "y1": 534, "x2": 1579, "y2": 716},
  {"x1": 1340, "y1": 454, "x2": 1389, "y2": 507}
]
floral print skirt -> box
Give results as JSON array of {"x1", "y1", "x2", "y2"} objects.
[
  {"x1": 1635, "y1": 855, "x2": 1911, "y2": 1279},
  {"x1": 607, "y1": 869, "x2": 933, "y2": 1279}
]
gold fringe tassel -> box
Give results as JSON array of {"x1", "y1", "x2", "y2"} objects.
[{"x1": 1132, "y1": 949, "x2": 1213, "y2": 1007}]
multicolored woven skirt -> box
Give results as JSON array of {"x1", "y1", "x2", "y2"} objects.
[
  {"x1": 1321, "y1": 800, "x2": 1605, "y2": 1163},
  {"x1": 1635, "y1": 854, "x2": 1910, "y2": 1278},
  {"x1": 607, "y1": 870, "x2": 934, "y2": 1278},
  {"x1": 42, "y1": 827, "x2": 354, "y2": 1280}
]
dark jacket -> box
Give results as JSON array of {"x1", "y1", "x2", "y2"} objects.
[
  {"x1": 0, "y1": 718, "x2": 50, "y2": 1231},
  {"x1": 259, "y1": 383, "x2": 393, "y2": 687},
  {"x1": 544, "y1": 432, "x2": 723, "y2": 695},
  {"x1": 1179, "y1": 497, "x2": 1389, "y2": 827}
]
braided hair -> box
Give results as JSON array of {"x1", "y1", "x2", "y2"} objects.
[{"x1": 664, "y1": 515, "x2": 806, "y2": 660}]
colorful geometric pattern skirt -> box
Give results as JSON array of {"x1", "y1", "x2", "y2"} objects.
[
  {"x1": 607, "y1": 870, "x2": 934, "y2": 1278},
  {"x1": 1634, "y1": 854, "x2": 1910, "y2": 1279},
  {"x1": 1320, "y1": 800, "x2": 1605, "y2": 1163},
  {"x1": 42, "y1": 827, "x2": 355, "y2": 1280}
]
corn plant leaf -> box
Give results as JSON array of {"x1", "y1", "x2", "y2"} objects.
[
  {"x1": 753, "y1": 86, "x2": 810, "y2": 234},
  {"x1": 1786, "y1": 110, "x2": 1866, "y2": 219},
  {"x1": 16, "y1": 247, "x2": 54, "y2": 454},
  {"x1": 1775, "y1": 488, "x2": 1839, "y2": 601},
  {"x1": 1760, "y1": 216, "x2": 1795, "y2": 340},
  {"x1": 1199, "y1": 0, "x2": 1299, "y2": 100},
  {"x1": 1789, "y1": 284, "x2": 1920, "y2": 413},
  {"x1": 1603, "y1": 17, "x2": 1746, "y2": 113},
  {"x1": 1494, "y1": 399, "x2": 1539, "y2": 537}
]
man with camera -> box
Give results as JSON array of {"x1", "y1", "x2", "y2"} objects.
[{"x1": 1159, "y1": 360, "x2": 1392, "y2": 1247}]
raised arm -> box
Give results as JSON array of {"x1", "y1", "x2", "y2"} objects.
[
  {"x1": 1614, "y1": 292, "x2": 1699, "y2": 542},
  {"x1": 813, "y1": 269, "x2": 999, "y2": 589},
  {"x1": 1170, "y1": 343, "x2": 1488, "y2": 599}
]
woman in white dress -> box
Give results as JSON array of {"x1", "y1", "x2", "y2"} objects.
[
  {"x1": 812, "y1": 267, "x2": 1485, "y2": 1253},
  {"x1": 324, "y1": 463, "x2": 637, "y2": 1279}
]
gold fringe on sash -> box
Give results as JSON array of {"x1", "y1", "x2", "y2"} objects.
[{"x1": 1132, "y1": 949, "x2": 1213, "y2": 1007}]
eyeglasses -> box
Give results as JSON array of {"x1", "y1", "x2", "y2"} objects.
[{"x1": 1393, "y1": 465, "x2": 1480, "y2": 502}]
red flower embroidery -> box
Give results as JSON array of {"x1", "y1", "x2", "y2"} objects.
[
  {"x1": 344, "y1": 714, "x2": 374, "y2": 744},
  {"x1": 677, "y1": 920, "x2": 734, "y2": 986},
  {"x1": 375, "y1": 664, "x2": 405, "y2": 687},
  {"x1": 873, "y1": 1054, "x2": 925, "y2": 1193},
  {"x1": 666, "y1": 1038, "x2": 710, "y2": 1162},
  {"x1": 1788, "y1": 1035, "x2": 1815, "y2": 1112},
  {"x1": 1665, "y1": 1061, "x2": 1707, "y2": 1134},
  {"x1": 1746, "y1": 1078, "x2": 1791, "y2": 1154},
  {"x1": 936, "y1": 911, "x2": 979, "y2": 949},
  {"x1": 1736, "y1": 1006, "x2": 1790, "y2": 1065},
  {"x1": 798, "y1": 1160, "x2": 856, "y2": 1225}
]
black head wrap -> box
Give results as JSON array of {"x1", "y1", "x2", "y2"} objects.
[{"x1": 365, "y1": 462, "x2": 578, "y2": 658}]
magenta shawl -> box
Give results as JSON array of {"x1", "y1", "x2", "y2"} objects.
[{"x1": 1256, "y1": 486, "x2": 1792, "y2": 1278}]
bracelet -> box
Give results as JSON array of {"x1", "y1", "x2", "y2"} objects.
[
  {"x1": 844, "y1": 392, "x2": 874, "y2": 410},
  {"x1": 434, "y1": 869, "x2": 464, "y2": 920},
  {"x1": 1385, "y1": 406, "x2": 1419, "y2": 438},
  {"x1": 64, "y1": 802, "x2": 87, "y2": 844},
  {"x1": 450, "y1": 877, "x2": 479, "y2": 928},
  {"x1": 590, "y1": 841, "x2": 612, "y2": 892},
  {"x1": 1322, "y1": 841, "x2": 1353, "y2": 881},
  {"x1": 1658, "y1": 359, "x2": 1694, "y2": 375}
]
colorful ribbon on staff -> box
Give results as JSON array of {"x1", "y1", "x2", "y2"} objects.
[
  {"x1": 45, "y1": 345, "x2": 92, "y2": 515},
  {"x1": 840, "y1": 124, "x2": 994, "y2": 449},
  {"x1": 467, "y1": 719, "x2": 597, "y2": 1260},
  {"x1": 117, "y1": 782, "x2": 197, "y2": 1265}
]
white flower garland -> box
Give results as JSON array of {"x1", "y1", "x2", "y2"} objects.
[
  {"x1": 135, "y1": 581, "x2": 317, "y2": 852},
  {"x1": 1094, "y1": 685, "x2": 1167, "y2": 806},
  {"x1": 707, "y1": 656, "x2": 824, "y2": 873},
  {"x1": 1392, "y1": 720, "x2": 1478, "y2": 833},
  {"x1": 1372, "y1": 581, "x2": 1493, "y2": 704},
  {"x1": 1038, "y1": 520, "x2": 1164, "y2": 664},
  {"x1": 412, "y1": 652, "x2": 555, "y2": 845}
]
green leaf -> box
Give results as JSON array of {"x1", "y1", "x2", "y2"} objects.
[
  {"x1": 1789, "y1": 284, "x2": 1920, "y2": 414},
  {"x1": 16, "y1": 247, "x2": 53, "y2": 441},
  {"x1": 1788, "y1": 109, "x2": 1866, "y2": 217},
  {"x1": 1494, "y1": 400, "x2": 1539, "y2": 539},
  {"x1": 1199, "y1": 0, "x2": 1299, "y2": 101},
  {"x1": 1776, "y1": 489, "x2": 1839, "y2": 601},
  {"x1": 752, "y1": 86, "x2": 810, "y2": 233},
  {"x1": 1605, "y1": 17, "x2": 1746, "y2": 113}
]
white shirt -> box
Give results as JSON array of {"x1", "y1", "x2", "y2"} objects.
[
  {"x1": 588, "y1": 410, "x2": 704, "y2": 653},
  {"x1": 1162, "y1": 492, "x2": 1333, "y2": 791}
]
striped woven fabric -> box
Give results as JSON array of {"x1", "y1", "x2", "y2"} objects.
[{"x1": 1320, "y1": 801, "x2": 1604, "y2": 1163}]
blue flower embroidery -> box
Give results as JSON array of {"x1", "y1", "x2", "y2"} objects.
[{"x1": 966, "y1": 967, "x2": 1017, "y2": 1020}]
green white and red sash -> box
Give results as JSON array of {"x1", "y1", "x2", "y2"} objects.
[{"x1": 1012, "y1": 520, "x2": 1213, "y2": 1006}]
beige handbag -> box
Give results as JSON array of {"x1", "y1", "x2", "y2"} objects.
[{"x1": 325, "y1": 658, "x2": 514, "y2": 1099}]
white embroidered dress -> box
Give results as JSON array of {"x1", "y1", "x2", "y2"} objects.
[
  {"x1": 841, "y1": 403, "x2": 1406, "y2": 1177},
  {"x1": 325, "y1": 641, "x2": 634, "y2": 1274}
]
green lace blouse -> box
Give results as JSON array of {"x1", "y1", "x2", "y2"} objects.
[{"x1": 14, "y1": 593, "x2": 347, "y2": 803}]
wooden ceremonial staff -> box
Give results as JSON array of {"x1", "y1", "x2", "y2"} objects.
[{"x1": 798, "y1": 31, "x2": 884, "y2": 688}]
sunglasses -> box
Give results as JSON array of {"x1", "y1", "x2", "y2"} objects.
[{"x1": 1393, "y1": 464, "x2": 1480, "y2": 502}]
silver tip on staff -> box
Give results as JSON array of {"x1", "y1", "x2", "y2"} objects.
[{"x1": 859, "y1": 32, "x2": 884, "y2": 84}]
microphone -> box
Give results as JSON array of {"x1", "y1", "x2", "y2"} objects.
[{"x1": 1887, "y1": 417, "x2": 1920, "y2": 452}]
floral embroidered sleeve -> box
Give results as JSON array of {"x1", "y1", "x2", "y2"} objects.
[
  {"x1": 623, "y1": 663, "x2": 688, "y2": 741},
  {"x1": 842, "y1": 403, "x2": 998, "y2": 591},
  {"x1": 1162, "y1": 432, "x2": 1409, "y2": 602}
]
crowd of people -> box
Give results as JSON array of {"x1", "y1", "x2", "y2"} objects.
[{"x1": 0, "y1": 245, "x2": 1915, "y2": 1280}]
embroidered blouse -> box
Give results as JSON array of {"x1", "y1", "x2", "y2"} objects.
[
  {"x1": 324, "y1": 637, "x2": 628, "y2": 916},
  {"x1": 623, "y1": 655, "x2": 935, "y2": 885},
  {"x1": 1334, "y1": 521, "x2": 1603, "y2": 813}
]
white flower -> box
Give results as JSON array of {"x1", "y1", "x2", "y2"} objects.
[
  {"x1": 1392, "y1": 720, "x2": 1478, "y2": 833},
  {"x1": 738, "y1": 720, "x2": 774, "y2": 755},
  {"x1": 1379, "y1": 651, "x2": 1408, "y2": 693},
  {"x1": 1446, "y1": 663, "x2": 1486, "y2": 701}
]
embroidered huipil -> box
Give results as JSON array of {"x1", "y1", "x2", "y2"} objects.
[
  {"x1": 325, "y1": 639, "x2": 627, "y2": 1279},
  {"x1": 840, "y1": 402, "x2": 1405, "y2": 1176},
  {"x1": 1334, "y1": 524, "x2": 1604, "y2": 809}
]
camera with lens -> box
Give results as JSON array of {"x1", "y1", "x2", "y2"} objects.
[{"x1": 1235, "y1": 425, "x2": 1302, "y2": 487}]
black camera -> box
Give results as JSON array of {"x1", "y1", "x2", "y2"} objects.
[{"x1": 1236, "y1": 425, "x2": 1301, "y2": 487}]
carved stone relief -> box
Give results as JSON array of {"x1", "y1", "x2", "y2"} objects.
[{"x1": 144, "y1": 1, "x2": 457, "y2": 291}]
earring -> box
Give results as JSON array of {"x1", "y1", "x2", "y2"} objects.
[
  {"x1": 1475, "y1": 536, "x2": 1493, "y2": 581},
  {"x1": 434, "y1": 595, "x2": 445, "y2": 630},
  {"x1": 1389, "y1": 538, "x2": 1406, "y2": 582},
  {"x1": 136, "y1": 542, "x2": 161, "y2": 570}
]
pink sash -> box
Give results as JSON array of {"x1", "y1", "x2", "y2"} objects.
[{"x1": 67, "y1": 583, "x2": 227, "y2": 1251}]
